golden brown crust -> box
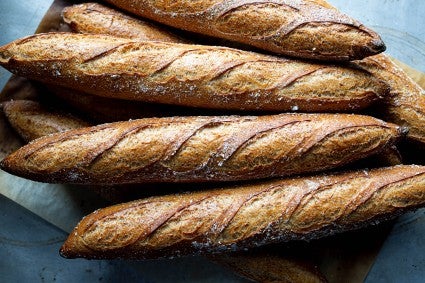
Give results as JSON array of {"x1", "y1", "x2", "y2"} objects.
[
  {"x1": 2, "y1": 100, "x2": 89, "y2": 142},
  {"x1": 354, "y1": 54, "x2": 425, "y2": 145},
  {"x1": 0, "y1": 33, "x2": 388, "y2": 112},
  {"x1": 210, "y1": 252, "x2": 328, "y2": 283},
  {"x1": 59, "y1": 165, "x2": 425, "y2": 259},
  {"x1": 62, "y1": 3, "x2": 187, "y2": 43},
  {"x1": 103, "y1": 0, "x2": 385, "y2": 60},
  {"x1": 0, "y1": 113, "x2": 400, "y2": 184}
]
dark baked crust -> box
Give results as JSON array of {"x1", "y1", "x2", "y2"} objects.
[
  {"x1": 0, "y1": 33, "x2": 389, "y2": 112},
  {"x1": 354, "y1": 54, "x2": 425, "y2": 145},
  {"x1": 62, "y1": 2, "x2": 187, "y2": 43},
  {"x1": 59, "y1": 165, "x2": 425, "y2": 259},
  {"x1": 0, "y1": 113, "x2": 401, "y2": 184},
  {"x1": 103, "y1": 0, "x2": 385, "y2": 60},
  {"x1": 2, "y1": 100, "x2": 89, "y2": 142}
]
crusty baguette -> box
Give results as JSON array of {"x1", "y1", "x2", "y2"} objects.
[
  {"x1": 1, "y1": 99, "x2": 401, "y2": 205},
  {"x1": 210, "y1": 252, "x2": 327, "y2": 283},
  {"x1": 0, "y1": 113, "x2": 400, "y2": 184},
  {"x1": 0, "y1": 98, "x2": 403, "y2": 201},
  {"x1": 62, "y1": 2, "x2": 186, "y2": 43},
  {"x1": 70, "y1": 141, "x2": 404, "y2": 203},
  {"x1": 355, "y1": 54, "x2": 425, "y2": 145},
  {"x1": 60, "y1": 165, "x2": 425, "y2": 259},
  {"x1": 60, "y1": 3, "x2": 423, "y2": 147},
  {"x1": 103, "y1": 0, "x2": 385, "y2": 60},
  {"x1": 0, "y1": 33, "x2": 389, "y2": 112},
  {"x1": 61, "y1": 2, "x2": 258, "y2": 52},
  {"x1": 2, "y1": 100, "x2": 89, "y2": 142}
]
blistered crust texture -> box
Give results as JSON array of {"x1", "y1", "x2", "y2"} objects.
[
  {"x1": 2, "y1": 100, "x2": 89, "y2": 142},
  {"x1": 355, "y1": 54, "x2": 425, "y2": 145},
  {"x1": 0, "y1": 113, "x2": 400, "y2": 184},
  {"x1": 62, "y1": 3, "x2": 186, "y2": 43},
  {"x1": 0, "y1": 33, "x2": 388, "y2": 112},
  {"x1": 104, "y1": 0, "x2": 385, "y2": 60},
  {"x1": 59, "y1": 165, "x2": 425, "y2": 259}
]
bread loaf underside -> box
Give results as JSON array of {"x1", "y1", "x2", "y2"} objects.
[
  {"x1": 59, "y1": 165, "x2": 425, "y2": 259},
  {"x1": 62, "y1": 2, "x2": 187, "y2": 43},
  {"x1": 104, "y1": 0, "x2": 385, "y2": 60},
  {"x1": 355, "y1": 54, "x2": 425, "y2": 145},
  {"x1": 0, "y1": 113, "x2": 400, "y2": 184},
  {"x1": 0, "y1": 33, "x2": 388, "y2": 112}
]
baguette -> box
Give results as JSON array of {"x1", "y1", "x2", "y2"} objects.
[
  {"x1": 60, "y1": 165, "x2": 425, "y2": 259},
  {"x1": 0, "y1": 101, "x2": 403, "y2": 203},
  {"x1": 0, "y1": 113, "x2": 401, "y2": 184},
  {"x1": 60, "y1": 2, "x2": 257, "y2": 51},
  {"x1": 0, "y1": 33, "x2": 389, "y2": 112},
  {"x1": 2, "y1": 100, "x2": 89, "y2": 142},
  {"x1": 62, "y1": 2, "x2": 186, "y2": 43},
  {"x1": 103, "y1": 0, "x2": 385, "y2": 60},
  {"x1": 0, "y1": 101, "x2": 402, "y2": 205},
  {"x1": 68, "y1": 140, "x2": 403, "y2": 203},
  {"x1": 355, "y1": 54, "x2": 425, "y2": 145},
  {"x1": 59, "y1": 3, "x2": 425, "y2": 147}
]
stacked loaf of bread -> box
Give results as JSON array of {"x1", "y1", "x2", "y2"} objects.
[{"x1": 1, "y1": 1, "x2": 424, "y2": 282}]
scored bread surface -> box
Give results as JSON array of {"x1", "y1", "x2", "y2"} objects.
[
  {"x1": 59, "y1": 165, "x2": 425, "y2": 259},
  {"x1": 103, "y1": 0, "x2": 385, "y2": 60},
  {"x1": 0, "y1": 33, "x2": 389, "y2": 112},
  {"x1": 0, "y1": 113, "x2": 401, "y2": 184},
  {"x1": 60, "y1": 3, "x2": 425, "y2": 145},
  {"x1": 62, "y1": 2, "x2": 186, "y2": 43},
  {"x1": 2, "y1": 100, "x2": 89, "y2": 142},
  {"x1": 355, "y1": 54, "x2": 425, "y2": 145}
]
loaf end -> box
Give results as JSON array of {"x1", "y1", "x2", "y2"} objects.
[
  {"x1": 362, "y1": 37, "x2": 386, "y2": 59},
  {"x1": 0, "y1": 152, "x2": 20, "y2": 177},
  {"x1": 60, "y1": 220, "x2": 94, "y2": 259},
  {"x1": 60, "y1": 236, "x2": 81, "y2": 259},
  {"x1": 0, "y1": 41, "x2": 13, "y2": 65}
]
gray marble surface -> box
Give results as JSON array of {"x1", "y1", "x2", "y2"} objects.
[{"x1": 0, "y1": 0, "x2": 424, "y2": 282}]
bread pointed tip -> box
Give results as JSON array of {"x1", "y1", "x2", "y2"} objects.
[
  {"x1": 370, "y1": 38, "x2": 386, "y2": 54},
  {"x1": 60, "y1": 238, "x2": 80, "y2": 259},
  {"x1": 0, "y1": 152, "x2": 21, "y2": 177},
  {"x1": 0, "y1": 42, "x2": 13, "y2": 65},
  {"x1": 0, "y1": 34, "x2": 43, "y2": 67},
  {"x1": 356, "y1": 28, "x2": 386, "y2": 59},
  {"x1": 360, "y1": 37, "x2": 386, "y2": 60},
  {"x1": 59, "y1": 165, "x2": 425, "y2": 260},
  {"x1": 60, "y1": 227, "x2": 89, "y2": 259},
  {"x1": 59, "y1": 242, "x2": 74, "y2": 259},
  {"x1": 0, "y1": 155, "x2": 11, "y2": 172},
  {"x1": 0, "y1": 34, "x2": 37, "y2": 64}
]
